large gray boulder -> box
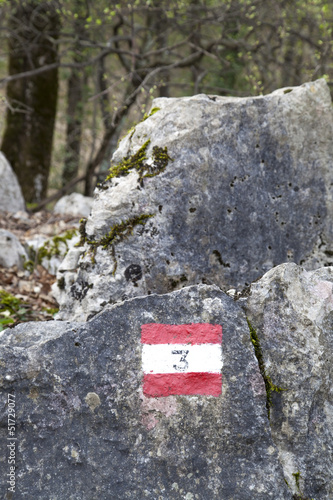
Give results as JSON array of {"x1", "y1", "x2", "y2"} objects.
[
  {"x1": 0, "y1": 285, "x2": 291, "y2": 499},
  {"x1": 54, "y1": 79, "x2": 333, "y2": 321},
  {"x1": 246, "y1": 263, "x2": 333, "y2": 498},
  {"x1": 2, "y1": 268, "x2": 333, "y2": 498},
  {"x1": 0, "y1": 152, "x2": 25, "y2": 212}
]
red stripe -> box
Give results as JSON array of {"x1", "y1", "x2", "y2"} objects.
[
  {"x1": 143, "y1": 373, "x2": 222, "y2": 397},
  {"x1": 141, "y1": 323, "x2": 222, "y2": 345}
]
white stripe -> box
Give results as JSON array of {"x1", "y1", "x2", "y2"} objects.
[{"x1": 142, "y1": 344, "x2": 222, "y2": 374}]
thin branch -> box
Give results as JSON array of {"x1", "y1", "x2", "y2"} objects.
[
  {"x1": 2, "y1": 97, "x2": 34, "y2": 114},
  {"x1": 97, "y1": 56, "x2": 111, "y2": 129},
  {"x1": 0, "y1": 46, "x2": 132, "y2": 87},
  {"x1": 189, "y1": 42, "x2": 218, "y2": 61},
  {"x1": 88, "y1": 73, "x2": 132, "y2": 102},
  {"x1": 31, "y1": 174, "x2": 87, "y2": 212}
]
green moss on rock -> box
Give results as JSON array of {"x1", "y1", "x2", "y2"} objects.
[
  {"x1": 57, "y1": 276, "x2": 66, "y2": 290},
  {"x1": 124, "y1": 107, "x2": 161, "y2": 140},
  {"x1": 141, "y1": 107, "x2": 160, "y2": 121},
  {"x1": 144, "y1": 146, "x2": 172, "y2": 178},
  {"x1": 75, "y1": 218, "x2": 87, "y2": 247},
  {"x1": 37, "y1": 229, "x2": 78, "y2": 263},
  {"x1": 87, "y1": 214, "x2": 154, "y2": 272},
  {"x1": 105, "y1": 139, "x2": 172, "y2": 182},
  {"x1": 247, "y1": 318, "x2": 286, "y2": 419},
  {"x1": 106, "y1": 140, "x2": 150, "y2": 181}
]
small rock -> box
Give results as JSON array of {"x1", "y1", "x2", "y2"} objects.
[
  {"x1": 26, "y1": 231, "x2": 80, "y2": 276},
  {"x1": 0, "y1": 285, "x2": 291, "y2": 499},
  {"x1": 53, "y1": 193, "x2": 93, "y2": 217},
  {"x1": 0, "y1": 229, "x2": 27, "y2": 269},
  {"x1": 0, "y1": 152, "x2": 26, "y2": 213}
]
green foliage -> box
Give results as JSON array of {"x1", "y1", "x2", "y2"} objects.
[
  {"x1": 42, "y1": 307, "x2": 59, "y2": 315},
  {"x1": 0, "y1": 290, "x2": 32, "y2": 331}
]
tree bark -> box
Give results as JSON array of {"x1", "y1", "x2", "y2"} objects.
[
  {"x1": 1, "y1": 1, "x2": 60, "y2": 203},
  {"x1": 62, "y1": 1, "x2": 88, "y2": 187},
  {"x1": 62, "y1": 67, "x2": 85, "y2": 186}
]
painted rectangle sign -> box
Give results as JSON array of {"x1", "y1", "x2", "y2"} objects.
[{"x1": 141, "y1": 323, "x2": 223, "y2": 397}]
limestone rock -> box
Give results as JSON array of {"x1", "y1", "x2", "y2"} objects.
[
  {"x1": 246, "y1": 263, "x2": 333, "y2": 499},
  {"x1": 26, "y1": 231, "x2": 80, "y2": 275},
  {"x1": 0, "y1": 152, "x2": 25, "y2": 212},
  {"x1": 53, "y1": 193, "x2": 93, "y2": 217},
  {"x1": 0, "y1": 229, "x2": 27, "y2": 269},
  {"x1": 0, "y1": 285, "x2": 291, "y2": 499},
  {"x1": 55, "y1": 79, "x2": 333, "y2": 321}
]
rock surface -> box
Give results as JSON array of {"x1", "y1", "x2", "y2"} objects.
[
  {"x1": 53, "y1": 192, "x2": 93, "y2": 217},
  {"x1": 2, "y1": 267, "x2": 333, "y2": 497},
  {"x1": 246, "y1": 263, "x2": 333, "y2": 499},
  {"x1": 0, "y1": 285, "x2": 291, "y2": 499},
  {"x1": 54, "y1": 79, "x2": 333, "y2": 321},
  {"x1": 0, "y1": 229, "x2": 27, "y2": 269},
  {"x1": 0, "y1": 152, "x2": 26, "y2": 213},
  {"x1": 26, "y1": 230, "x2": 80, "y2": 275}
]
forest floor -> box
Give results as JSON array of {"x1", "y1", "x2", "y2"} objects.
[{"x1": 0, "y1": 210, "x2": 81, "y2": 329}]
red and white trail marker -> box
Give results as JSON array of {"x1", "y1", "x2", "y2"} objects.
[{"x1": 141, "y1": 323, "x2": 223, "y2": 397}]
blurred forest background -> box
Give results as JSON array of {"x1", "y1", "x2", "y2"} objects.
[{"x1": 0, "y1": 0, "x2": 332, "y2": 207}]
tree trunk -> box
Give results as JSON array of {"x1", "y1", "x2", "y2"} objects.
[
  {"x1": 1, "y1": 1, "x2": 60, "y2": 203},
  {"x1": 62, "y1": 66, "x2": 86, "y2": 187},
  {"x1": 62, "y1": 1, "x2": 88, "y2": 187}
]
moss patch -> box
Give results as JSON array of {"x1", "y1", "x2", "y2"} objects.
[
  {"x1": 23, "y1": 259, "x2": 35, "y2": 273},
  {"x1": 75, "y1": 218, "x2": 87, "y2": 247},
  {"x1": 87, "y1": 214, "x2": 154, "y2": 273},
  {"x1": 106, "y1": 140, "x2": 150, "y2": 181},
  {"x1": 37, "y1": 229, "x2": 78, "y2": 263},
  {"x1": 125, "y1": 107, "x2": 161, "y2": 139},
  {"x1": 105, "y1": 139, "x2": 172, "y2": 182},
  {"x1": 247, "y1": 318, "x2": 286, "y2": 419},
  {"x1": 292, "y1": 472, "x2": 301, "y2": 491},
  {"x1": 144, "y1": 146, "x2": 172, "y2": 178},
  {"x1": 57, "y1": 276, "x2": 66, "y2": 290},
  {"x1": 141, "y1": 107, "x2": 160, "y2": 121},
  {"x1": 291, "y1": 471, "x2": 313, "y2": 500}
]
